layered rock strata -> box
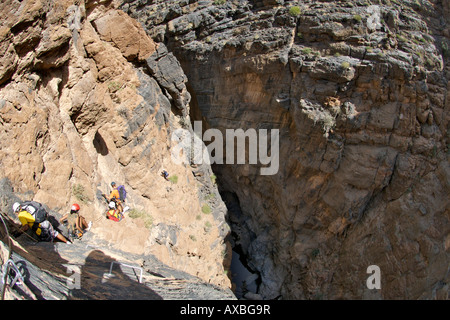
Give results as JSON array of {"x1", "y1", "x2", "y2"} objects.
[{"x1": 123, "y1": 0, "x2": 450, "y2": 299}]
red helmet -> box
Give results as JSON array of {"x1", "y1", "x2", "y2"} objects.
[{"x1": 71, "y1": 203, "x2": 80, "y2": 212}]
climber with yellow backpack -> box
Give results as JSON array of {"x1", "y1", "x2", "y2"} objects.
[{"x1": 12, "y1": 201, "x2": 70, "y2": 243}]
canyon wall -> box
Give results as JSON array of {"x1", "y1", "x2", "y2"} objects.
[
  {"x1": 0, "y1": 0, "x2": 232, "y2": 296},
  {"x1": 123, "y1": 0, "x2": 450, "y2": 299}
]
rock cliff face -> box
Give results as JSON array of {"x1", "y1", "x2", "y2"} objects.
[
  {"x1": 123, "y1": 0, "x2": 450, "y2": 299},
  {"x1": 0, "y1": 0, "x2": 233, "y2": 299}
]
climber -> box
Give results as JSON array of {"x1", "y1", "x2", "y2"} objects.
[
  {"x1": 59, "y1": 203, "x2": 92, "y2": 241},
  {"x1": 161, "y1": 170, "x2": 169, "y2": 181},
  {"x1": 105, "y1": 201, "x2": 123, "y2": 222},
  {"x1": 12, "y1": 202, "x2": 70, "y2": 243},
  {"x1": 102, "y1": 182, "x2": 124, "y2": 213}
]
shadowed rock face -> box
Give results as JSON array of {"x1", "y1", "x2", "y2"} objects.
[{"x1": 123, "y1": 0, "x2": 450, "y2": 299}]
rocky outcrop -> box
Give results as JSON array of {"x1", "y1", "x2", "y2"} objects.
[
  {"x1": 123, "y1": 0, "x2": 450, "y2": 299},
  {"x1": 0, "y1": 0, "x2": 233, "y2": 299}
]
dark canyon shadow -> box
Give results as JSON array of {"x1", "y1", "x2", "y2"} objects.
[{"x1": 217, "y1": 184, "x2": 261, "y2": 299}]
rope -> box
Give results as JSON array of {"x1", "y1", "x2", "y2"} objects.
[
  {"x1": 0, "y1": 211, "x2": 12, "y2": 300},
  {"x1": 0, "y1": 212, "x2": 12, "y2": 261},
  {"x1": 0, "y1": 211, "x2": 38, "y2": 243},
  {"x1": 91, "y1": 210, "x2": 106, "y2": 223},
  {"x1": 0, "y1": 211, "x2": 40, "y2": 300},
  {"x1": 0, "y1": 210, "x2": 40, "y2": 300}
]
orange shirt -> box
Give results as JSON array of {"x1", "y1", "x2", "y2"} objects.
[{"x1": 109, "y1": 188, "x2": 120, "y2": 201}]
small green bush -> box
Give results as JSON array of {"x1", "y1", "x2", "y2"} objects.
[
  {"x1": 341, "y1": 61, "x2": 350, "y2": 69},
  {"x1": 214, "y1": 0, "x2": 226, "y2": 4},
  {"x1": 301, "y1": 47, "x2": 313, "y2": 55},
  {"x1": 289, "y1": 6, "x2": 301, "y2": 17},
  {"x1": 168, "y1": 175, "x2": 178, "y2": 184},
  {"x1": 204, "y1": 193, "x2": 216, "y2": 201},
  {"x1": 128, "y1": 208, "x2": 153, "y2": 229},
  {"x1": 72, "y1": 184, "x2": 90, "y2": 204},
  {"x1": 108, "y1": 81, "x2": 122, "y2": 93},
  {"x1": 204, "y1": 221, "x2": 212, "y2": 232},
  {"x1": 202, "y1": 204, "x2": 212, "y2": 214}
]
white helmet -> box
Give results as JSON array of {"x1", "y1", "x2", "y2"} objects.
[
  {"x1": 108, "y1": 201, "x2": 116, "y2": 209},
  {"x1": 12, "y1": 202, "x2": 20, "y2": 213}
]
